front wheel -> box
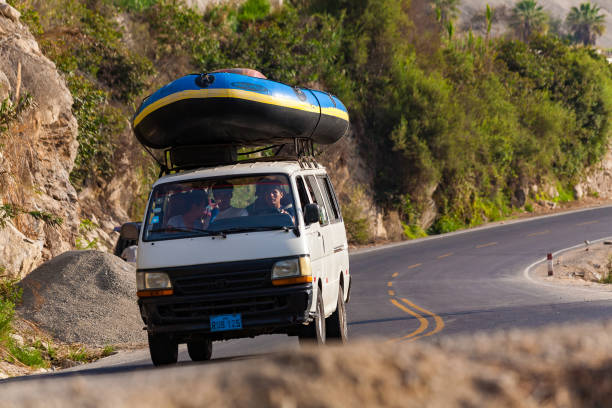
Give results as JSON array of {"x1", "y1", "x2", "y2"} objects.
[
  {"x1": 187, "y1": 339, "x2": 213, "y2": 361},
  {"x1": 326, "y1": 284, "x2": 348, "y2": 343},
  {"x1": 298, "y1": 293, "x2": 326, "y2": 345},
  {"x1": 148, "y1": 333, "x2": 178, "y2": 366}
]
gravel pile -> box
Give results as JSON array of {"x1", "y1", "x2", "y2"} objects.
[{"x1": 18, "y1": 250, "x2": 146, "y2": 347}]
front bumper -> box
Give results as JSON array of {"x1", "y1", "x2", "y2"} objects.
[{"x1": 139, "y1": 283, "x2": 312, "y2": 342}]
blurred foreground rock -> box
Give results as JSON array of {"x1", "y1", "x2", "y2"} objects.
[{"x1": 3, "y1": 321, "x2": 612, "y2": 407}]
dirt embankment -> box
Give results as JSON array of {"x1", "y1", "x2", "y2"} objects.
[
  {"x1": 2, "y1": 321, "x2": 612, "y2": 407},
  {"x1": 532, "y1": 240, "x2": 612, "y2": 288}
]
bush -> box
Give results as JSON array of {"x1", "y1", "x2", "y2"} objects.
[
  {"x1": 0, "y1": 93, "x2": 34, "y2": 135},
  {"x1": 342, "y1": 186, "x2": 371, "y2": 245},
  {"x1": 237, "y1": 0, "x2": 270, "y2": 23},
  {"x1": 403, "y1": 223, "x2": 427, "y2": 240},
  {"x1": 68, "y1": 74, "x2": 124, "y2": 187}
]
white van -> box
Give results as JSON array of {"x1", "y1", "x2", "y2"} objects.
[{"x1": 134, "y1": 160, "x2": 351, "y2": 365}]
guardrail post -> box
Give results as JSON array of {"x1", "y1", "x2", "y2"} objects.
[{"x1": 547, "y1": 253, "x2": 554, "y2": 276}]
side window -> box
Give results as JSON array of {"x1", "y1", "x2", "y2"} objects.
[
  {"x1": 305, "y1": 175, "x2": 329, "y2": 225},
  {"x1": 295, "y1": 176, "x2": 311, "y2": 210},
  {"x1": 314, "y1": 175, "x2": 337, "y2": 223},
  {"x1": 318, "y1": 176, "x2": 341, "y2": 221},
  {"x1": 306, "y1": 176, "x2": 329, "y2": 225},
  {"x1": 304, "y1": 176, "x2": 318, "y2": 205}
]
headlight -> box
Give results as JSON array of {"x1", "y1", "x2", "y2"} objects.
[
  {"x1": 272, "y1": 259, "x2": 300, "y2": 279},
  {"x1": 272, "y1": 256, "x2": 312, "y2": 286},
  {"x1": 137, "y1": 272, "x2": 172, "y2": 290}
]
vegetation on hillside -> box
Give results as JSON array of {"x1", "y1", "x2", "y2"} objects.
[{"x1": 6, "y1": 0, "x2": 612, "y2": 241}]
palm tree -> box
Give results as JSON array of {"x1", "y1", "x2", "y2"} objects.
[
  {"x1": 509, "y1": 0, "x2": 549, "y2": 42},
  {"x1": 566, "y1": 2, "x2": 606, "y2": 46},
  {"x1": 432, "y1": 0, "x2": 461, "y2": 26}
]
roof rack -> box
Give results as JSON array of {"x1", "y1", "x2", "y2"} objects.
[{"x1": 155, "y1": 138, "x2": 321, "y2": 176}]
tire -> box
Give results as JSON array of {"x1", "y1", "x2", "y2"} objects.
[
  {"x1": 187, "y1": 339, "x2": 213, "y2": 361},
  {"x1": 298, "y1": 293, "x2": 326, "y2": 345},
  {"x1": 326, "y1": 284, "x2": 348, "y2": 343},
  {"x1": 148, "y1": 333, "x2": 178, "y2": 366}
]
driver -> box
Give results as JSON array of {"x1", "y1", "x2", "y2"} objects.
[{"x1": 249, "y1": 180, "x2": 294, "y2": 223}]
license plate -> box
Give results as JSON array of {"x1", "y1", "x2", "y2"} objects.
[{"x1": 210, "y1": 314, "x2": 242, "y2": 332}]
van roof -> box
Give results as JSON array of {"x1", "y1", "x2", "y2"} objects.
[{"x1": 153, "y1": 160, "x2": 325, "y2": 186}]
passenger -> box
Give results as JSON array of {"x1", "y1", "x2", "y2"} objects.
[
  {"x1": 167, "y1": 189, "x2": 208, "y2": 230},
  {"x1": 211, "y1": 180, "x2": 247, "y2": 220}
]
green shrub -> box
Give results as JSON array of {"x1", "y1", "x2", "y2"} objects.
[
  {"x1": 0, "y1": 204, "x2": 63, "y2": 229},
  {"x1": 604, "y1": 255, "x2": 612, "y2": 284},
  {"x1": 344, "y1": 213, "x2": 370, "y2": 245},
  {"x1": 102, "y1": 345, "x2": 116, "y2": 356},
  {"x1": 237, "y1": 0, "x2": 270, "y2": 23},
  {"x1": 0, "y1": 93, "x2": 34, "y2": 135},
  {"x1": 7, "y1": 340, "x2": 48, "y2": 368},
  {"x1": 76, "y1": 218, "x2": 99, "y2": 250},
  {"x1": 113, "y1": 0, "x2": 158, "y2": 11},
  {"x1": 341, "y1": 186, "x2": 371, "y2": 245},
  {"x1": 403, "y1": 223, "x2": 427, "y2": 240},
  {"x1": 554, "y1": 183, "x2": 575, "y2": 203},
  {"x1": 0, "y1": 278, "x2": 21, "y2": 348},
  {"x1": 68, "y1": 346, "x2": 89, "y2": 362},
  {"x1": 68, "y1": 75, "x2": 124, "y2": 187},
  {"x1": 429, "y1": 214, "x2": 465, "y2": 234}
]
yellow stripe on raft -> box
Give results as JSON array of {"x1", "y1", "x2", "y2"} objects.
[
  {"x1": 133, "y1": 88, "x2": 349, "y2": 127},
  {"x1": 321, "y1": 106, "x2": 349, "y2": 122}
]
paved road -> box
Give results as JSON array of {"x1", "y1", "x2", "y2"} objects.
[{"x1": 4, "y1": 205, "x2": 612, "y2": 382}]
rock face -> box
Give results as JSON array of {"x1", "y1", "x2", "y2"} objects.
[
  {"x1": 575, "y1": 144, "x2": 612, "y2": 200},
  {"x1": 319, "y1": 129, "x2": 405, "y2": 242},
  {"x1": 0, "y1": 10, "x2": 79, "y2": 278}
]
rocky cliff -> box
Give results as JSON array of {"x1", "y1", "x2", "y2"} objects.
[
  {"x1": 0, "y1": 2, "x2": 79, "y2": 278},
  {"x1": 3, "y1": 0, "x2": 612, "y2": 281}
]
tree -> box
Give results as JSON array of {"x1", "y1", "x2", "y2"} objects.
[
  {"x1": 432, "y1": 0, "x2": 461, "y2": 26},
  {"x1": 509, "y1": 0, "x2": 549, "y2": 42},
  {"x1": 566, "y1": 2, "x2": 606, "y2": 46}
]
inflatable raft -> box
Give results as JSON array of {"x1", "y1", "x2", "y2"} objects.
[{"x1": 132, "y1": 69, "x2": 350, "y2": 149}]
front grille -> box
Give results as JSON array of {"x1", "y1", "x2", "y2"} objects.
[
  {"x1": 158, "y1": 295, "x2": 289, "y2": 321},
  {"x1": 172, "y1": 268, "x2": 270, "y2": 295}
]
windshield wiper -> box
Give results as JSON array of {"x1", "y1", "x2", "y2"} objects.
[
  {"x1": 153, "y1": 227, "x2": 225, "y2": 237},
  {"x1": 211, "y1": 226, "x2": 295, "y2": 235}
]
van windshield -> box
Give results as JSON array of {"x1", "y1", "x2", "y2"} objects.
[{"x1": 143, "y1": 174, "x2": 295, "y2": 242}]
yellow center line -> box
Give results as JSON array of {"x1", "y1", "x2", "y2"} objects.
[
  {"x1": 527, "y1": 230, "x2": 550, "y2": 237},
  {"x1": 392, "y1": 272, "x2": 399, "y2": 278},
  {"x1": 437, "y1": 252, "x2": 454, "y2": 259},
  {"x1": 387, "y1": 281, "x2": 393, "y2": 287},
  {"x1": 388, "y1": 290, "x2": 395, "y2": 296},
  {"x1": 401, "y1": 298, "x2": 445, "y2": 340},
  {"x1": 389, "y1": 299, "x2": 429, "y2": 340},
  {"x1": 476, "y1": 242, "x2": 498, "y2": 249},
  {"x1": 576, "y1": 220, "x2": 599, "y2": 226},
  {"x1": 407, "y1": 263, "x2": 422, "y2": 269}
]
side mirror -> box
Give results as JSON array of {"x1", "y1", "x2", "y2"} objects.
[
  {"x1": 304, "y1": 204, "x2": 320, "y2": 226},
  {"x1": 120, "y1": 222, "x2": 140, "y2": 241}
]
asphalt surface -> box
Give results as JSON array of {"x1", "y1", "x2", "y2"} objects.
[{"x1": 4, "y1": 205, "x2": 612, "y2": 383}]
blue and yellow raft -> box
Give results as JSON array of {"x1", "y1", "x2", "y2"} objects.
[{"x1": 132, "y1": 69, "x2": 350, "y2": 149}]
